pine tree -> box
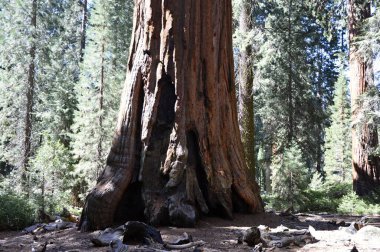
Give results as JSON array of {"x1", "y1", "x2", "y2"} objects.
[
  {"x1": 0, "y1": 0, "x2": 36, "y2": 182},
  {"x1": 71, "y1": 0, "x2": 133, "y2": 199},
  {"x1": 0, "y1": 0, "x2": 82, "y2": 198},
  {"x1": 324, "y1": 71, "x2": 351, "y2": 183},
  {"x1": 271, "y1": 142, "x2": 309, "y2": 211},
  {"x1": 29, "y1": 138, "x2": 72, "y2": 212},
  {"x1": 255, "y1": 0, "x2": 338, "y2": 171}
]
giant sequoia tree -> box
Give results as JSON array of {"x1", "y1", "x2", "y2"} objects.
[
  {"x1": 348, "y1": 0, "x2": 380, "y2": 195},
  {"x1": 237, "y1": 0, "x2": 256, "y2": 177},
  {"x1": 79, "y1": 0, "x2": 263, "y2": 231}
]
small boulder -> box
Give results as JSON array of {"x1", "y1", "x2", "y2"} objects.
[
  {"x1": 110, "y1": 239, "x2": 128, "y2": 252},
  {"x1": 91, "y1": 225, "x2": 125, "y2": 247},
  {"x1": 342, "y1": 222, "x2": 360, "y2": 234},
  {"x1": 166, "y1": 232, "x2": 192, "y2": 245},
  {"x1": 238, "y1": 227, "x2": 261, "y2": 247},
  {"x1": 123, "y1": 221, "x2": 163, "y2": 245},
  {"x1": 353, "y1": 225, "x2": 380, "y2": 242}
]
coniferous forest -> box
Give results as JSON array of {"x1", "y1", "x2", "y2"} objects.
[{"x1": 0, "y1": 0, "x2": 380, "y2": 251}]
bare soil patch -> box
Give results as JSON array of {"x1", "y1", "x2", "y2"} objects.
[{"x1": 0, "y1": 212, "x2": 378, "y2": 251}]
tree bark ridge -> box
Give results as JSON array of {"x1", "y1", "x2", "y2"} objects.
[
  {"x1": 80, "y1": 0, "x2": 263, "y2": 231},
  {"x1": 348, "y1": 0, "x2": 380, "y2": 195}
]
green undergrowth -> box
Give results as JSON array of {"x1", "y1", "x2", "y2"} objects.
[
  {"x1": 263, "y1": 182, "x2": 380, "y2": 215},
  {"x1": 337, "y1": 191, "x2": 380, "y2": 215},
  {"x1": 0, "y1": 193, "x2": 37, "y2": 231}
]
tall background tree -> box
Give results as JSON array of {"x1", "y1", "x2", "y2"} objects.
[
  {"x1": 324, "y1": 71, "x2": 352, "y2": 183},
  {"x1": 71, "y1": 0, "x2": 133, "y2": 204},
  {"x1": 235, "y1": 0, "x2": 257, "y2": 177},
  {"x1": 0, "y1": 0, "x2": 81, "y2": 201},
  {"x1": 254, "y1": 0, "x2": 339, "y2": 195},
  {"x1": 348, "y1": 0, "x2": 380, "y2": 195},
  {"x1": 1, "y1": 0, "x2": 380, "y2": 231}
]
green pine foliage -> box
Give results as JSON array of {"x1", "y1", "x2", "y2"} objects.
[
  {"x1": 29, "y1": 138, "x2": 73, "y2": 213},
  {"x1": 0, "y1": 0, "x2": 35, "y2": 170},
  {"x1": 324, "y1": 71, "x2": 351, "y2": 183},
  {"x1": 302, "y1": 181, "x2": 351, "y2": 212},
  {"x1": 270, "y1": 142, "x2": 309, "y2": 211},
  {"x1": 338, "y1": 191, "x2": 380, "y2": 215},
  {"x1": 35, "y1": 0, "x2": 82, "y2": 144},
  {"x1": 0, "y1": 0, "x2": 379, "y2": 229},
  {"x1": 71, "y1": 0, "x2": 133, "y2": 200},
  {"x1": 0, "y1": 0, "x2": 81, "y2": 207},
  {"x1": 255, "y1": 0, "x2": 338, "y2": 173}
]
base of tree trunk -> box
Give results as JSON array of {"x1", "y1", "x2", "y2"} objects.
[{"x1": 79, "y1": 0, "x2": 263, "y2": 232}]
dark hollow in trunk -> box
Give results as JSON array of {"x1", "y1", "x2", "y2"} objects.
[{"x1": 79, "y1": 0, "x2": 263, "y2": 231}]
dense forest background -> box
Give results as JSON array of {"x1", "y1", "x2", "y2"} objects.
[{"x1": 0, "y1": 0, "x2": 380, "y2": 230}]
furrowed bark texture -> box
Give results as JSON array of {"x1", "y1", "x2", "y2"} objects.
[
  {"x1": 348, "y1": 0, "x2": 380, "y2": 195},
  {"x1": 80, "y1": 0, "x2": 263, "y2": 231},
  {"x1": 238, "y1": 0, "x2": 255, "y2": 177}
]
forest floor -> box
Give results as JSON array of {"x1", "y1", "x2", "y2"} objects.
[{"x1": 0, "y1": 212, "x2": 379, "y2": 251}]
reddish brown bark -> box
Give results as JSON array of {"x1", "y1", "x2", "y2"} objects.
[
  {"x1": 79, "y1": 0, "x2": 263, "y2": 231},
  {"x1": 238, "y1": 0, "x2": 255, "y2": 177},
  {"x1": 348, "y1": 0, "x2": 380, "y2": 195}
]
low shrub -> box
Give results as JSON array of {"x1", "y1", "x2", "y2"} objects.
[
  {"x1": 338, "y1": 191, "x2": 380, "y2": 215},
  {"x1": 0, "y1": 193, "x2": 37, "y2": 230}
]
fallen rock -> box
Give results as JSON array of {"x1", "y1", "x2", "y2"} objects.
[
  {"x1": 259, "y1": 225, "x2": 315, "y2": 248},
  {"x1": 238, "y1": 227, "x2": 261, "y2": 246},
  {"x1": 252, "y1": 242, "x2": 264, "y2": 252},
  {"x1": 166, "y1": 232, "x2": 192, "y2": 245},
  {"x1": 43, "y1": 221, "x2": 76, "y2": 231},
  {"x1": 328, "y1": 219, "x2": 346, "y2": 226},
  {"x1": 359, "y1": 216, "x2": 380, "y2": 228},
  {"x1": 110, "y1": 239, "x2": 128, "y2": 252},
  {"x1": 123, "y1": 221, "x2": 163, "y2": 245},
  {"x1": 22, "y1": 224, "x2": 44, "y2": 234},
  {"x1": 353, "y1": 225, "x2": 380, "y2": 242},
  {"x1": 31, "y1": 241, "x2": 47, "y2": 252},
  {"x1": 270, "y1": 225, "x2": 289, "y2": 233},
  {"x1": 340, "y1": 222, "x2": 360, "y2": 234},
  {"x1": 91, "y1": 225, "x2": 125, "y2": 247}
]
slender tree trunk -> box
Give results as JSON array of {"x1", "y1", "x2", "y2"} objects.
[
  {"x1": 238, "y1": 0, "x2": 255, "y2": 177},
  {"x1": 316, "y1": 49, "x2": 324, "y2": 173},
  {"x1": 340, "y1": 84, "x2": 346, "y2": 182},
  {"x1": 348, "y1": 0, "x2": 380, "y2": 195},
  {"x1": 22, "y1": 0, "x2": 37, "y2": 192},
  {"x1": 79, "y1": 0, "x2": 88, "y2": 62},
  {"x1": 97, "y1": 43, "x2": 105, "y2": 176},
  {"x1": 264, "y1": 143, "x2": 273, "y2": 193},
  {"x1": 79, "y1": 0, "x2": 263, "y2": 231},
  {"x1": 287, "y1": 0, "x2": 294, "y2": 143}
]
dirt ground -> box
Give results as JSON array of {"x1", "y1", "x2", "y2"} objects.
[{"x1": 0, "y1": 212, "x2": 378, "y2": 251}]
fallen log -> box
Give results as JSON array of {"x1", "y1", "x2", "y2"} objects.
[
  {"x1": 91, "y1": 225, "x2": 125, "y2": 247},
  {"x1": 164, "y1": 240, "x2": 206, "y2": 250}
]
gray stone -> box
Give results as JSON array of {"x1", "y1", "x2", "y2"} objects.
[
  {"x1": 353, "y1": 225, "x2": 380, "y2": 242},
  {"x1": 238, "y1": 227, "x2": 261, "y2": 247}
]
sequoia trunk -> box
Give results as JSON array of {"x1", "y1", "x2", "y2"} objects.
[
  {"x1": 348, "y1": 0, "x2": 380, "y2": 195},
  {"x1": 238, "y1": 0, "x2": 255, "y2": 177},
  {"x1": 79, "y1": 0, "x2": 263, "y2": 231}
]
